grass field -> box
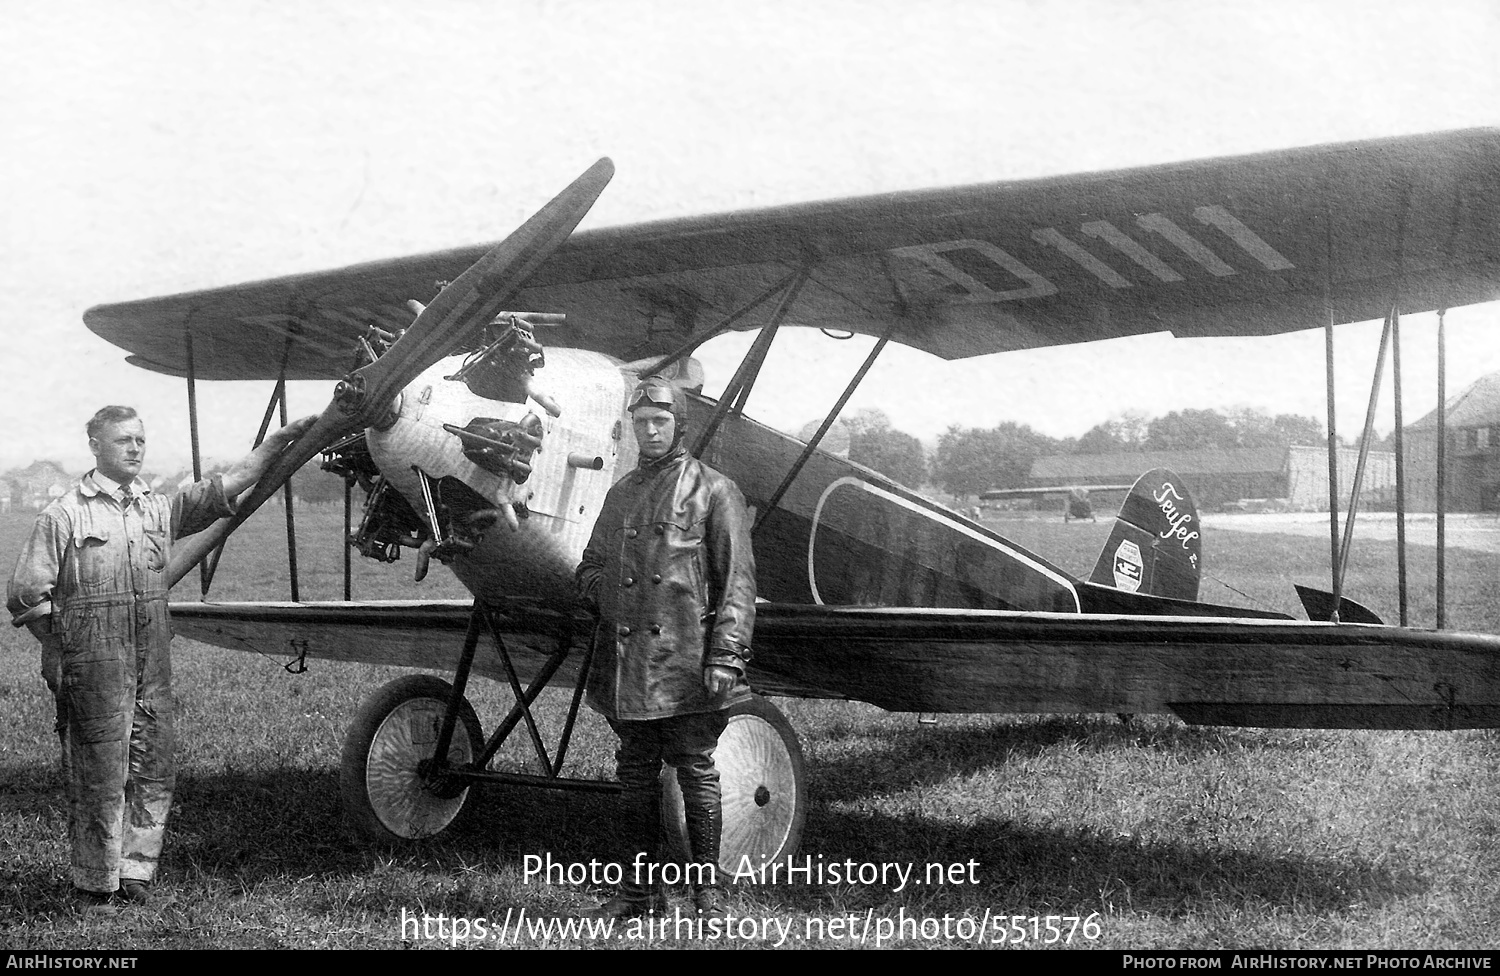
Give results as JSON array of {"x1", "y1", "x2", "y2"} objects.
[{"x1": 1, "y1": 505, "x2": 1497, "y2": 949}]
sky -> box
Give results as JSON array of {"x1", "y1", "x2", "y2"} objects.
[{"x1": 3, "y1": 0, "x2": 1498, "y2": 475}]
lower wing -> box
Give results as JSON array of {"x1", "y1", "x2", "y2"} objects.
[{"x1": 172, "y1": 600, "x2": 1500, "y2": 730}]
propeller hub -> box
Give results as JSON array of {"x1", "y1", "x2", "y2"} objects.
[
  {"x1": 334, "y1": 375, "x2": 367, "y2": 415},
  {"x1": 372, "y1": 391, "x2": 403, "y2": 431}
]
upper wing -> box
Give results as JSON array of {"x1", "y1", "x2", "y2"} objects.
[{"x1": 87, "y1": 129, "x2": 1500, "y2": 378}]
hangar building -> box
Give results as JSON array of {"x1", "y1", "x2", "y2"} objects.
[
  {"x1": 1402, "y1": 372, "x2": 1500, "y2": 513},
  {"x1": 1026, "y1": 444, "x2": 1395, "y2": 512}
]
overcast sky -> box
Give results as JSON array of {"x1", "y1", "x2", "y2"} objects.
[{"x1": 3, "y1": 0, "x2": 1498, "y2": 475}]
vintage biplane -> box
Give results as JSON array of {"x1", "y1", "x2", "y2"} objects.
[
  {"x1": 980, "y1": 484, "x2": 1136, "y2": 521},
  {"x1": 76, "y1": 128, "x2": 1500, "y2": 872}
]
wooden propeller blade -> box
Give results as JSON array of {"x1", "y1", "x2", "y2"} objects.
[
  {"x1": 167, "y1": 410, "x2": 355, "y2": 588},
  {"x1": 357, "y1": 157, "x2": 615, "y2": 423},
  {"x1": 166, "y1": 158, "x2": 615, "y2": 590}
]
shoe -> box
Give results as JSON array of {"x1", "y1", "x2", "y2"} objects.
[
  {"x1": 118, "y1": 881, "x2": 150, "y2": 906},
  {"x1": 683, "y1": 795, "x2": 725, "y2": 918},
  {"x1": 584, "y1": 889, "x2": 669, "y2": 919},
  {"x1": 73, "y1": 888, "x2": 119, "y2": 917},
  {"x1": 692, "y1": 884, "x2": 726, "y2": 918}
]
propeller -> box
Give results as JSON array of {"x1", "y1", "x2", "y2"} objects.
[{"x1": 168, "y1": 157, "x2": 615, "y2": 589}]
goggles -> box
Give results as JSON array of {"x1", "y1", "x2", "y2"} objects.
[{"x1": 628, "y1": 385, "x2": 677, "y2": 411}]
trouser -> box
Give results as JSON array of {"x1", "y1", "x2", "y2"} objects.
[
  {"x1": 609, "y1": 710, "x2": 729, "y2": 889},
  {"x1": 57, "y1": 633, "x2": 175, "y2": 893}
]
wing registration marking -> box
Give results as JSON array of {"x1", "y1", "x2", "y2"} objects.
[
  {"x1": 1031, "y1": 227, "x2": 1132, "y2": 288},
  {"x1": 889, "y1": 239, "x2": 1058, "y2": 303},
  {"x1": 1193, "y1": 205, "x2": 1295, "y2": 270},
  {"x1": 1079, "y1": 220, "x2": 1184, "y2": 282},
  {"x1": 1136, "y1": 213, "x2": 1238, "y2": 277},
  {"x1": 891, "y1": 206, "x2": 1296, "y2": 307}
]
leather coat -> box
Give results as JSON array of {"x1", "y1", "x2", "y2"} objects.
[{"x1": 576, "y1": 447, "x2": 755, "y2": 721}]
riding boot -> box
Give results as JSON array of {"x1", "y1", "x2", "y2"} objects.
[
  {"x1": 587, "y1": 787, "x2": 667, "y2": 918},
  {"x1": 684, "y1": 797, "x2": 725, "y2": 917}
]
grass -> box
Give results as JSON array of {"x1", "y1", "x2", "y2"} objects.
[{"x1": 0, "y1": 506, "x2": 1497, "y2": 949}]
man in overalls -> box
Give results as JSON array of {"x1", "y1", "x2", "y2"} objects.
[{"x1": 8, "y1": 405, "x2": 312, "y2": 911}]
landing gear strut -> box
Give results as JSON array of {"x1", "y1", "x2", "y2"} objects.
[{"x1": 338, "y1": 603, "x2": 808, "y2": 869}]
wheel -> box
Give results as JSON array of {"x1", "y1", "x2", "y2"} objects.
[
  {"x1": 340, "y1": 675, "x2": 485, "y2": 842},
  {"x1": 661, "y1": 695, "x2": 807, "y2": 875}
]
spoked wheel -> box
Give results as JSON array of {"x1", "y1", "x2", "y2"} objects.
[
  {"x1": 340, "y1": 675, "x2": 485, "y2": 842},
  {"x1": 662, "y1": 695, "x2": 807, "y2": 874}
]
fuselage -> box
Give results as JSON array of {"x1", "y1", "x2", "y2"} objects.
[
  {"x1": 363, "y1": 350, "x2": 1081, "y2": 615},
  {"x1": 366, "y1": 348, "x2": 635, "y2": 605}
]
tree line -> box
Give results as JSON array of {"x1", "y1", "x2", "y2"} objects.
[{"x1": 820, "y1": 406, "x2": 1336, "y2": 496}]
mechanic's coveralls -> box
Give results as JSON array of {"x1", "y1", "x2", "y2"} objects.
[{"x1": 8, "y1": 472, "x2": 233, "y2": 892}]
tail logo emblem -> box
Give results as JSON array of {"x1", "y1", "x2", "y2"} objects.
[{"x1": 1113, "y1": 540, "x2": 1144, "y2": 592}]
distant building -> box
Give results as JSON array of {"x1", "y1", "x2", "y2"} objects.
[
  {"x1": 1026, "y1": 445, "x2": 1395, "y2": 512},
  {"x1": 10, "y1": 461, "x2": 75, "y2": 511},
  {"x1": 1284, "y1": 445, "x2": 1397, "y2": 512},
  {"x1": 1403, "y1": 372, "x2": 1500, "y2": 512}
]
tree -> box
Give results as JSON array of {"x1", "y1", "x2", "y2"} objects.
[
  {"x1": 1145, "y1": 408, "x2": 1237, "y2": 451},
  {"x1": 843, "y1": 407, "x2": 894, "y2": 437},
  {"x1": 933, "y1": 426, "x2": 988, "y2": 497},
  {"x1": 795, "y1": 407, "x2": 928, "y2": 486},
  {"x1": 1226, "y1": 407, "x2": 1324, "y2": 449},
  {"x1": 849, "y1": 425, "x2": 926, "y2": 487},
  {"x1": 1075, "y1": 423, "x2": 1121, "y2": 454},
  {"x1": 1226, "y1": 407, "x2": 1280, "y2": 448},
  {"x1": 1271, "y1": 413, "x2": 1326, "y2": 447},
  {"x1": 932, "y1": 422, "x2": 1054, "y2": 496},
  {"x1": 1075, "y1": 411, "x2": 1148, "y2": 454}
]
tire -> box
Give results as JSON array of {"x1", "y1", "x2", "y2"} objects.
[
  {"x1": 662, "y1": 695, "x2": 807, "y2": 875},
  {"x1": 340, "y1": 675, "x2": 485, "y2": 842}
]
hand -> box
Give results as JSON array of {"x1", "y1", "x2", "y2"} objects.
[
  {"x1": 274, "y1": 415, "x2": 319, "y2": 444},
  {"x1": 14, "y1": 601, "x2": 52, "y2": 639},
  {"x1": 703, "y1": 665, "x2": 737, "y2": 699}
]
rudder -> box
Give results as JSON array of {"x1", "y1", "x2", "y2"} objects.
[{"x1": 1087, "y1": 468, "x2": 1202, "y2": 601}]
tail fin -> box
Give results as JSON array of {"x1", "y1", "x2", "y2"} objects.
[{"x1": 1087, "y1": 468, "x2": 1202, "y2": 601}]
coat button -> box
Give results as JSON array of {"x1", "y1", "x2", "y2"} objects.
[
  {"x1": 623, "y1": 577, "x2": 635, "y2": 587},
  {"x1": 618, "y1": 625, "x2": 631, "y2": 637},
  {"x1": 650, "y1": 624, "x2": 661, "y2": 635},
  {"x1": 625, "y1": 528, "x2": 638, "y2": 539},
  {"x1": 652, "y1": 574, "x2": 662, "y2": 584},
  {"x1": 653, "y1": 524, "x2": 665, "y2": 535}
]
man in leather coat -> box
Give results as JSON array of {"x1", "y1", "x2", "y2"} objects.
[{"x1": 575, "y1": 377, "x2": 756, "y2": 918}]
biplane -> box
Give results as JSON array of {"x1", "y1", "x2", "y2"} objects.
[
  {"x1": 980, "y1": 484, "x2": 1136, "y2": 521},
  {"x1": 75, "y1": 128, "x2": 1500, "y2": 873}
]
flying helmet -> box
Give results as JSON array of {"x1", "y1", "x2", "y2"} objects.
[{"x1": 628, "y1": 376, "x2": 688, "y2": 447}]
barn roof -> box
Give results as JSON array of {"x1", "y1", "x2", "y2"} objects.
[
  {"x1": 1408, "y1": 371, "x2": 1500, "y2": 430},
  {"x1": 1031, "y1": 447, "x2": 1288, "y2": 483}
]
